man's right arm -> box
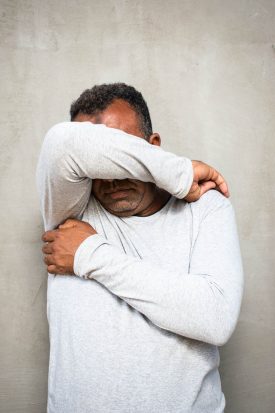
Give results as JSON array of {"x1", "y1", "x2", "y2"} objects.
[{"x1": 36, "y1": 121, "x2": 194, "y2": 230}]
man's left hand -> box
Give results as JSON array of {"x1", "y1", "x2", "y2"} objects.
[{"x1": 42, "y1": 219, "x2": 97, "y2": 275}]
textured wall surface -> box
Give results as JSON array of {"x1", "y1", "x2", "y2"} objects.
[{"x1": 1, "y1": 1, "x2": 274, "y2": 412}]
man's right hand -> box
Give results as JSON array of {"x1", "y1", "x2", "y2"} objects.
[{"x1": 184, "y1": 160, "x2": 230, "y2": 203}]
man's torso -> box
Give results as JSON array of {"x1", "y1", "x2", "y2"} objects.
[{"x1": 47, "y1": 193, "x2": 225, "y2": 413}]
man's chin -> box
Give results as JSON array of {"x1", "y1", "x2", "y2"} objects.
[{"x1": 103, "y1": 200, "x2": 139, "y2": 217}]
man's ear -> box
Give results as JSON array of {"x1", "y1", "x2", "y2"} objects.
[{"x1": 148, "y1": 133, "x2": 161, "y2": 146}]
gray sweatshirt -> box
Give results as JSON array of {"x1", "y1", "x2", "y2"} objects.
[{"x1": 36, "y1": 122, "x2": 244, "y2": 413}]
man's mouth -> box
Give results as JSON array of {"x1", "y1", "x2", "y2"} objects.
[{"x1": 105, "y1": 188, "x2": 133, "y2": 199}]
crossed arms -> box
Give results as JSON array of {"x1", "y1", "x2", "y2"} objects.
[{"x1": 36, "y1": 121, "x2": 243, "y2": 346}]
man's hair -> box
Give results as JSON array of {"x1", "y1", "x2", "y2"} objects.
[{"x1": 70, "y1": 83, "x2": 153, "y2": 139}]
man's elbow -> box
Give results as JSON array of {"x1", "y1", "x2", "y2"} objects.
[
  {"x1": 205, "y1": 309, "x2": 240, "y2": 346},
  {"x1": 163, "y1": 311, "x2": 239, "y2": 346}
]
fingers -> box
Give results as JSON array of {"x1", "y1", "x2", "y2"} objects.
[
  {"x1": 42, "y1": 219, "x2": 80, "y2": 242},
  {"x1": 59, "y1": 218, "x2": 78, "y2": 229},
  {"x1": 46, "y1": 264, "x2": 72, "y2": 275},
  {"x1": 184, "y1": 182, "x2": 201, "y2": 202},
  {"x1": 219, "y1": 180, "x2": 230, "y2": 197},
  {"x1": 44, "y1": 257, "x2": 64, "y2": 274},
  {"x1": 42, "y1": 243, "x2": 53, "y2": 254},
  {"x1": 47, "y1": 264, "x2": 59, "y2": 274},
  {"x1": 208, "y1": 169, "x2": 230, "y2": 197},
  {"x1": 185, "y1": 181, "x2": 216, "y2": 202},
  {"x1": 192, "y1": 161, "x2": 230, "y2": 198},
  {"x1": 43, "y1": 248, "x2": 72, "y2": 275},
  {"x1": 42, "y1": 230, "x2": 57, "y2": 242},
  {"x1": 44, "y1": 254, "x2": 55, "y2": 265},
  {"x1": 185, "y1": 172, "x2": 229, "y2": 203},
  {"x1": 199, "y1": 181, "x2": 216, "y2": 196}
]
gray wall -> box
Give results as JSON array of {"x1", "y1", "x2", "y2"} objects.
[{"x1": 1, "y1": 1, "x2": 274, "y2": 412}]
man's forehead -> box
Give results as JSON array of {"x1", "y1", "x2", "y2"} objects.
[
  {"x1": 98, "y1": 101, "x2": 140, "y2": 132},
  {"x1": 74, "y1": 99, "x2": 143, "y2": 138}
]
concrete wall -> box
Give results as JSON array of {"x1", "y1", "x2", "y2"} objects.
[{"x1": 1, "y1": 1, "x2": 274, "y2": 412}]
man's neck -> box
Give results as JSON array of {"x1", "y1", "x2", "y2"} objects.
[{"x1": 134, "y1": 188, "x2": 172, "y2": 217}]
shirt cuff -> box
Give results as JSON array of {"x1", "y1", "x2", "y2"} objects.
[
  {"x1": 177, "y1": 157, "x2": 193, "y2": 199},
  {"x1": 73, "y1": 233, "x2": 110, "y2": 278}
]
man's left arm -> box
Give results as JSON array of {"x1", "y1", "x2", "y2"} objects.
[{"x1": 43, "y1": 193, "x2": 244, "y2": 346}]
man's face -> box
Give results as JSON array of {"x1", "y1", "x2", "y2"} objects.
[{"x1": 74, "y1": 99, "x2": 160, "y2": 217}]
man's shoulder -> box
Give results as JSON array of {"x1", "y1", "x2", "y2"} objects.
[
  {"x1": 188, "y1": 189, "x2": 233, "y2": 218},
  {"x1": 197, "y1": 188, "x2": 231, "y2": 205}
]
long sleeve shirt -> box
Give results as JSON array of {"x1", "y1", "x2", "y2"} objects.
[{"x1": 36, "y1": 121, "x2": 244, "y2": 413}]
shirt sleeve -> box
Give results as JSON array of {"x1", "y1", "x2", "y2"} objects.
[
  {"x1": 36, "y1": 121, "x2": 193, "y2": 231},
  {"x1": 73, "y1": 192, "x2": 244, "y2": 346}
]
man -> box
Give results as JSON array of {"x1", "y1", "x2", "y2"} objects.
[{"x1": 36, "y1": 83, "x2": 243, "y2": 413}]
